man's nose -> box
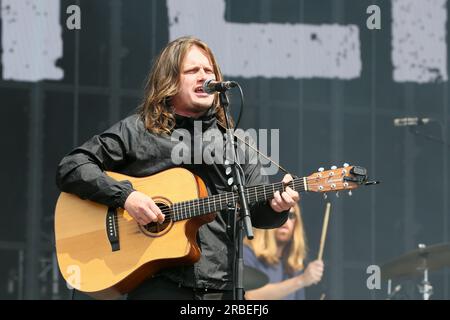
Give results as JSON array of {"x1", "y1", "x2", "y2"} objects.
[{"x1": 198, "y1": 68, "x2": 208, "y2": 80}]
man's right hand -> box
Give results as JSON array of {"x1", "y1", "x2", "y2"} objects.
[{"x1": 124, "y1": 191, "x2": 165, "y2": 225}]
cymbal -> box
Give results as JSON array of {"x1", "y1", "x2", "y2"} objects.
[
  {"x1": 243, "y1": 266, "x2": 269, "y2": 290},
  {"x1": 381, "y1": 243, "x2": 450, "y2": 280}
]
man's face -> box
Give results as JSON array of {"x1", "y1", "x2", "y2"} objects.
[
  {"x1": 275, "y1": 208, "x2": 296, "y2": 244},
  {"x1": 171, "y1": 45, "x2": 216, "y2": 117}
]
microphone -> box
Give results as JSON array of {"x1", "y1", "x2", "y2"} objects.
[
  {"x1": 393, "y1": 117, "x2": 433, "y2": 127},
  {"x1": 202, "y1": 79, "x2": 238, "y2": 94}
]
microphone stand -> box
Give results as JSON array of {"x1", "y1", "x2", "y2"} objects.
[{"x1": 218, "y1": 90, "x2": 253, "y2": 300}]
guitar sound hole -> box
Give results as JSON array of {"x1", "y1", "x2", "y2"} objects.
[{"x1": 142, "y1": 203, "x2": 172, "y2": 234}]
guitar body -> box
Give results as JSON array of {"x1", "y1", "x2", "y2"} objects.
[{"x1": 54, "y1": 167, "x2": 214, "y2": 299}]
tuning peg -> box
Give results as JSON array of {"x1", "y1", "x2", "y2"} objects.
[
  {"x1": 331, "y1": 165, "x2": 337, "y2": 170},
  {"x1": 343, "y1": 163, "x2": 349, "y2": 168},
  {"x1": 227, "y1": 177, "x2": 234, "y2": 186},
  {"x1": 323, "y1": 193, "x2": 328, "y2": 200},
  {"x1": 336, "y1": 192, "x2": 339, "y2": 198},
  {"x1": 318, "y1": 167, "x2": 324, "y2": 172},
  {"x1": 225, "y1": 167, "x2": 232, "y2": 175},
  {"x1": 348, "y1": 190, "x2": 352, "y2": 196}
]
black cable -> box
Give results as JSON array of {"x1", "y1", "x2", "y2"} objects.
[
  {"x1": 409, "y1": 127, "x2": 450, "y2": 147},
  {"x1": 217, "y1": 81, "x2": 293, "y2": 177},
  {"x1": 234, "y1": 82, "x2": 244, "y2": 129}
]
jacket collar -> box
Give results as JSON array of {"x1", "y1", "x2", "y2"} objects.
[{"x1": 174, "y1": 107, "x2": 217, "y2": 131}]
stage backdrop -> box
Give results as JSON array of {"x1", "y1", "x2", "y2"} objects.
[{"x1": 0, "y1": 0, "x2": 449, "y2": 299}]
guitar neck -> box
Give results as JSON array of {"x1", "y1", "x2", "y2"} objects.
[{"x1": 171, "y1": 177, "x2": 307, "y2": 221}]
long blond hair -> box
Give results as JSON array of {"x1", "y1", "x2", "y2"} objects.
[
  {"x1": 245, "y1": 204, "x2": 307, "y2": 275},
  {"x1": 139, "y1": 36, "x2": 228, "y2": 134}
]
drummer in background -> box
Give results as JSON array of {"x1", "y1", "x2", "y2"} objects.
[{"x1": 244, "y1": 203, "x2": 324, "y2": 300}]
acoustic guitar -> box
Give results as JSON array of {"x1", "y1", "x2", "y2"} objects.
[{"x1": 54, "y1": 165, "x2": 368, "y2": 299}]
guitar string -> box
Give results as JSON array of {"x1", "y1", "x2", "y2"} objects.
[
  {"x1": 114, "y1": 177, "x2": 351, "y2": 231},
  {"x1": 116, "y1": 177, "x2": 349, "y2": 227},
  {"x1": 129, "y1": 180, "x2": 306, "y2": 219},
  {"x1": 115, "y1": 180, "x2": 307, "y2": 231},
  {"x1": 154, "y1": 177, "x2": 348, "y2": 219},
  {"x1": 117, "y1": 177, "x2": 351, "y2": 230}
]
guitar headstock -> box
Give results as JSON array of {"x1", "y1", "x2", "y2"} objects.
[{"x1": 306, "y1": 163, "x2": 369, "y2": 195}]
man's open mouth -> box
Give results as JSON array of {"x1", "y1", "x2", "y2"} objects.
[{"x1": 195, "y1": 86, "x2": 205, "y2": 93}]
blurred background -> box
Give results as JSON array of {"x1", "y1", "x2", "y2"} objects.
[{"x1": 0, "y1": 0, "x2": 449, "y2": 300}]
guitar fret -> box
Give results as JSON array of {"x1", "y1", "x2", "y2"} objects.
[
  {"x1": 222, "y1": 193, "x2": 227, "y2": 210},
  {"x1": 186, "y1": 201, "x2": 190, "y2": 218},
  {"x1": 182, "y1": 201, "x2": 186, "y2": 219},
  {"x1": 173, "y1": 177, "x2": 307, "y2": 222},
  {"x1": 180, "y1": 202, "x2": 184, "y2": 220},
  {"x1": 172, "y1": 203, "x2": 177, "y2": 221},
  {"x1": 179, "y1": 202, "x2": 183, "y2": 219},
  {"x1": 187, "y1": 200, "x2": 192, "y2": 218}
]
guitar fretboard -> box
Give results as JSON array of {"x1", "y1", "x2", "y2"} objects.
[{"x1": 171, "y1": 178, "x2": 307, "y2": 221}]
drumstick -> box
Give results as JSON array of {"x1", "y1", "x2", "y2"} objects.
[{"x1": 318, "y1": 202, "x2": 331, "y2": 261}]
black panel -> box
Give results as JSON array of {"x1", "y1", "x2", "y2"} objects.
[
  {"x1": 42, "y1": 92, "x2": 75, "y2": 250},
  {"x1": 0, "y1": 88, "x2": 29, "y2": 242},
  {"x1": 78, "y1": 94, "x2": 112, "y2": 143},
  {"x1": 121, "y1": 96, "x2": 141, "y2": 119},
  {"x1": 121, "y1": 0, "x2": 169, "y2": 89},
  {"x1": 78, "y1": 0, "x2": 111, "y2": 87}
]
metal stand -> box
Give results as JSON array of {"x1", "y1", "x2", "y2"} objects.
[
  {"x1": 418, "y1": 268, "x2": 433, "y2": 300},
  {"x1": 218, "y1": 90, "x2": 253, "y2": 300},
  {"x1": 387, "y1": 279, "x2": 391, "y2": 297},
  {"x1": 417, "y1": 244, "x2": 433, "y2": 300}
]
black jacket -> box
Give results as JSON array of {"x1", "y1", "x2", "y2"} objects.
[{"x1": 56, "y1": 109, "x2": 288, "y2": 291}]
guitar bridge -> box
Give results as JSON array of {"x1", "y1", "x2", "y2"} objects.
[{"x1": 106, "y1": 207, "x2": 120, "y2": 252}]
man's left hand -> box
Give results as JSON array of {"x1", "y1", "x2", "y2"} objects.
[{"x1": 269, "y1": 174, "x2": 300, "y2": 213}]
